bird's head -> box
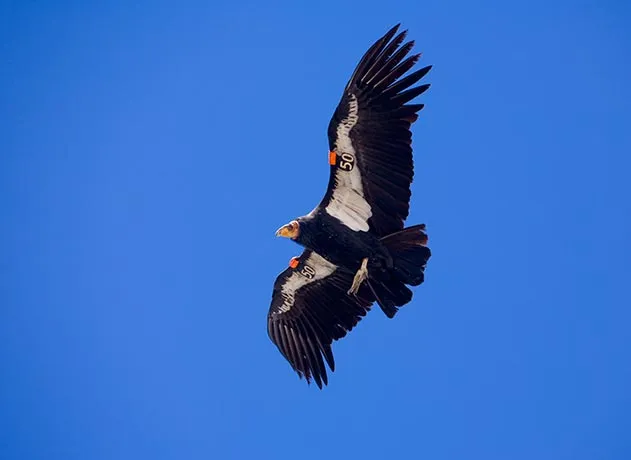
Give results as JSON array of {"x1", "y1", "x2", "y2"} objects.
[{"x1": 275, "y1": 219, "x2": 301, "y2": 240}]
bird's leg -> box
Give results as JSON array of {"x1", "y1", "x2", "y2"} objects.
[{"x1": 348, "y1": 257, "x2": 369, "y2": 296}]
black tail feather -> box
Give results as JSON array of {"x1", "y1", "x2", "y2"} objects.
[
  {"x1": 368, "y1": 224, "x2": 431, "y2": 317},
  {"x1": 366, "y1": 278, "x2": 412, "y2": 319}
]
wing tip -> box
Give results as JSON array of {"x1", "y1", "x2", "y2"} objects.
[{"x1": 387, "y1": 22, "x2": 402, "y2": 35}]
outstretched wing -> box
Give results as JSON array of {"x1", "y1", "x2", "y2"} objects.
[
  {"x1": 267, "y1": 250, "x2": 374, "y2": 388},
  {"x1": 318, "y1": 23, "x2": 432, "y2": 237}
]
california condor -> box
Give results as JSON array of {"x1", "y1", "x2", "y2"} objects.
[{"x1": 268, "y1": 24, "x2": 432, "y2": 388}]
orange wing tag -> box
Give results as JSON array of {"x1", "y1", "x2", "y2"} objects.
[
  {"x1": 328, "y1": 151, "x2": 337, "y2": 165},
  {"x1": 289, "y1": 257, "x2": 299, "y2": 269}
]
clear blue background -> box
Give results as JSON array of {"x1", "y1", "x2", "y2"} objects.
[{"x1": 2, "y1": 1, "x2": 630, "y2": 459}]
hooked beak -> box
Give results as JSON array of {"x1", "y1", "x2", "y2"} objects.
[{"x1": 275, "y1": 221, "x2": 300, "y2": 239}]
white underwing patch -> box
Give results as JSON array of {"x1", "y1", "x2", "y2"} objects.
[
  {"x1": 278, "y1": 253, "x2": 337, "y2": 313},
  {"x1": 325, "y1": 94, "x2": 372, "y2": 232}
]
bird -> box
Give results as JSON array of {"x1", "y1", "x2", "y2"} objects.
[{"x1": 267, "y1": 23, "x2": 432, "y2": 389}]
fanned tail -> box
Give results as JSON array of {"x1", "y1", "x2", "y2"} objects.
[{"x1": 367, "y1": 224, "x2": 431, "y2": 318}]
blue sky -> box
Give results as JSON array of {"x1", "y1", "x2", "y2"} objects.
[{"x1": 1, "y1": 1, "x2": 630, "y2": 459}]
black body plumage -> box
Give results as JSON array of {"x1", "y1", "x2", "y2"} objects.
[{"x1": 293, "y1": 213, "x2": 386, "y2": 271}]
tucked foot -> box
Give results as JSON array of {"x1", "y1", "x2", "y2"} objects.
[{"x1": 348, "y1": 257, "x2": 369, "y2": 296}]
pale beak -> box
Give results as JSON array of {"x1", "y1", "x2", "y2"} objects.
[{"x1": 275, "y1": 222, "x2": 299, "y2": 239}]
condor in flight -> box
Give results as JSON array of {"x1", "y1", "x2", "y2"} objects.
[{"x1": 267, "y1": 24, "x2": 432, "y2": 388}]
